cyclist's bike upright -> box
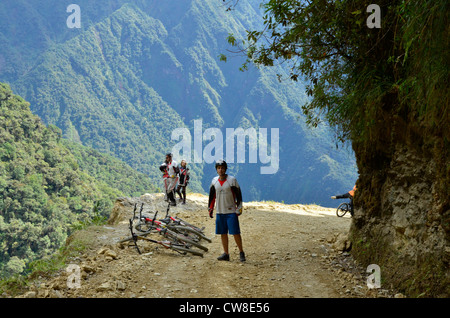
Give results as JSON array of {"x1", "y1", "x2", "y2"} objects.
[{"x1": 336, "y1": 200, "x2": 353, "y2": 217}]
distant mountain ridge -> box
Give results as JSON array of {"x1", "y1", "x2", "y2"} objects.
[{"x1": 0, "y1": 0, "x2": 358, "y2": 206}]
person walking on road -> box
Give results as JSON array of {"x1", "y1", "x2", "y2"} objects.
[
  {"x1": 176, "y1": 159, "x2": 190, "y2": 205},
  {"x1": 159, "y1": 153, "x2": 179, "y2": 206},
  {"x1": 208, "y1": 159, "x2": 245, "y2": 262}
]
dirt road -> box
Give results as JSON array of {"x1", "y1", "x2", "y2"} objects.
[{"x1": 18, "y1": 193, "x2": 396, "y2": 299}]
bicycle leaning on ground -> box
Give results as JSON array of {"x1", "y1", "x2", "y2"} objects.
[
  {"x1": 133, "y1": 202, "x2": 212, "y2": 244},
  {"x1": 158, "y1": 201, "x2": 212, "y2": 243},
  {"x1": 118, "y1": 203, "x2": 208, "y2": 256},
  {"x1": 119, "y1": 218, "x2": 205, "y2": 257}
]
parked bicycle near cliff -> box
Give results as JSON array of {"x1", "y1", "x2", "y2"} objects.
[{"x1": 332, "y1": 185, "x2": 356, "y2": 217}]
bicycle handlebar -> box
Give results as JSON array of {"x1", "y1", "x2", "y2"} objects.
[
  {"x1": 128, "y1": 218, "x2": 141, "y2": 254},
  {"x1": 153, "y1": 211, "x2": 158, "y2": 226},
  {"x1": 132, "y1": 203, "x2": 137, "y2": 219},
  {"x1": 139, "y1": 203, "x2": 144, "y2": 219}
]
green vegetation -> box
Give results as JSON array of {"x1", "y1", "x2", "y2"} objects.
[
  {"x1": 0, "y1": 83, "x2": 154, "y2": 278},
  {"x1": 226, "y1": 0, "x2": 448, "y2": 296},
  {"x1": 62, "y1": 140, "x2": 158, "y2": 197},
  {"x1": 12, "y1": 2, "x2": 205, "y2": 196},
  {"x1": 225, "y1": 0, "x2": 447, "y2": 145},
  {"x1": 0, "y1": 0, "x2": 364, "y2": 286},
  {"x1": 1, "y1": 0, "x2": 357, "y2": 208},
  {"x1": 0, "y1": 225, "x2": 95, "y2": 297}
]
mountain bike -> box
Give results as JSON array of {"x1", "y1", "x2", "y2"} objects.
[
  {"x1": 119, "y1": 219, "x2": 204, "y2": 257},
  {"x1": 336, "y1": 200, "x2": 353, "y2": 217},
  {"x1": 157, "y1": 202, "x2": 212, "y2": 243},
  {"x1": 162, "y1": 201, "x2": 206, "y2": 233},
  {"x1": 134, "y1": 203, "x2": 212, "y2": 244},
  {"x1": 125, "y1": 203, "x2": 208, "y2": 251}
]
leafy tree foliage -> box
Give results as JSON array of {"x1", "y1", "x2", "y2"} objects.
[
  {"x1": 226, "y1": 0, "x2": 448, "y2": 145},
  {"x1": 225, "y1": 0, "x2": 449, "y2": 296},
  {"x1": 225, "y1": 0, "x2": 449, "y2": 219}
]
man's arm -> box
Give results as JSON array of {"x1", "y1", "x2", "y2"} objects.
[
  {"x1": 230, "y1": 178, "x2": 243, "y2": 215},
  {"x1": 159, "y1": 163, "x2": 167, "y2": 172},
  {"x1": 172, "y1": 161, "x2": 180, "y2": 175},
  {"x1": 208, "y1": 184, "x2": 216, "y2": 218},
  {"x1": 231, "y1": 186, "x2": 242, "y2": 206}
]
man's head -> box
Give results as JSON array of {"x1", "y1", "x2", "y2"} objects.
[
  {"x1": 165, "y1": 153, "x2": 172, "y2": 163},
  {"x1": 215, "y1": 159, "x2": 227, "y2": 176}
]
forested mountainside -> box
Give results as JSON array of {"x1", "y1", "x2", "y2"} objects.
[
  {"x1": 0, "y1": 0, "x2": 357, "y2": 207},
  {"x1": 0, "y1": 83, "x2": 155, "y2": 277}
]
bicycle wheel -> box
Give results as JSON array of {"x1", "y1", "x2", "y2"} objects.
[
  {"x1": 170, "y1": 244, "x2": 204, "y2": 257},
  {"x1": 118, "y1": 229, "x2": 152, "y2": 244},
  {"x1": 117, "y1": 236, "x2": 134, "y2": 244},
  {"x1": 169, "y1": 225, "x2": 212, "y2": 243},
  {"x1": 135, "y1": 222, "x2": 153, "y2": 232},
  {"x1": 137, "y1": 236, "x2": 204, "y2": 257},
  {"x1": 170, "y1": 216, "x2": 205, "y2": 233},
  {"x1": 336, "y1": 203, "x2": 349, "y2": 217},
  {"x1": 161, "y1": 228, "x2": 209, "y2": 252}
]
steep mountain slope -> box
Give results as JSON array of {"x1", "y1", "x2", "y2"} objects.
[
  {"x1": 11, "y1": 2, "x2": 206, "y2": 194},
  {"x1": 1, "y1": 0, "x2": 357, "y2": 206},
  {"x1": 0, "y1": 83, "x2": 155, "y2": 277}
]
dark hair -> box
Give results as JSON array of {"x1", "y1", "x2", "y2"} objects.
[{"x1": 215, "y1": 159, "x2": 227, "y2": 170}]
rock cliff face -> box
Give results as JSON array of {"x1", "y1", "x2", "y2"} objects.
[{"x1": 350, "y1": 124, "x2": 449, "y2": 296}]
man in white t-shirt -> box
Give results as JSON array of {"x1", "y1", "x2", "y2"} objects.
[
  {"x1": 159, "y1": 153, "x2": 179, "y2": 206},
  {"x1": 208, "y1": 160, "x2": 245, "y2": 262}
]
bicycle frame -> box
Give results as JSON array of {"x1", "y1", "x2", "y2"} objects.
[
  {"x1": 133, "y1": 205, "x2": 174, "y2": 234},
  {"x1": 161, "y1": 202, "x2": 205, "y2": 233},
  {"x1": 133, "y1": 202, "x2": 204, "y2": 235},
  {"x1": 128, "y1": 218, "x2": 190, "y2": 255}
]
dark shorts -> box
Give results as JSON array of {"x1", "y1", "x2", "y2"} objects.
[{"x1": 215, "y1": 213, "x2": 241, "y2": 235}]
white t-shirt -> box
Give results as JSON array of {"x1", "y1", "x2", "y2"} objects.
[
  {"x1": 208, "y1": 175, "x2": 242, "y2": 214},
  {"x1": 162, "y1": 160, "x2": 178, "y2": 178}
]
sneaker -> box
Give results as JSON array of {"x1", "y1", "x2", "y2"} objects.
[
  {"x1": 217, "y1": 253, "x2": 230, "y2": 261},
  {"x1": 239, "y1": 251, "x2": 246, "y2": 262}
]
